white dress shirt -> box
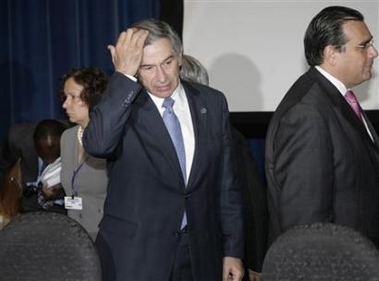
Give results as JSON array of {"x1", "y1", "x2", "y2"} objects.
[
  {"x1": 148, "y1": 83, "x2": 195, "y2": 184},
  {"x1": 315, "y1": 66, "x2": 373, "y2": 141}
]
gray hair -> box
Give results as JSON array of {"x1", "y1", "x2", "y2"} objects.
[
  {"x1": 180, "y1": 54, "x2": 209, "y2": 86},
  {"x1": 131, "y1": 18, "x2": 183, "y2": 57}
]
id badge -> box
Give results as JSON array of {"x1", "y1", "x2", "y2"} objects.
[{"x1": 64, "y1": 196, "x2": 83, "y2": 210}]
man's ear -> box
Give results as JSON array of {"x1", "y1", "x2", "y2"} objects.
[{"x1": 324, "y1": 45, "x2": 339, "y2": 67}]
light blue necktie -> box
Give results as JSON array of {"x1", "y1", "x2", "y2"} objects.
[
  {"x1": 162, "y1": 97, "x2": 187, "y2": 228},
  {"x1": 162, "y1": 97, "x2": 186, "y2": 180}
]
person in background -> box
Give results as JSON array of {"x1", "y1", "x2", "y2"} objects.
[
  {"x1": 83, "y1": 19, "x2": 244, "y2": 281},
  {"x1": 181, "y1": 54, "x2": 268, "y2": 281},
  {"x1": 60, "y1": 67, "x2": 109, "y2": 241},
  {"x1": 33, "y1": 119, "x2": 67, "y2": 211},
  {"x1": 0, "y1": 119, "x2": 69, "y2": 215},
  {"x1": 0, "y1": 158, "x2": 21, "y2": 224},
  {"x1": 265, "y1": 6, "x2": 379, "y2": 247},
  {"x1": 0, "y1": 123, "x2": 37, "y2": 186},
  {"x1": 180, "y1": 54, "x2": 209, "y2": 86}
]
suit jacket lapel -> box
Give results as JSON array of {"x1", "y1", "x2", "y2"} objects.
[
  {"x1": 310, "y1": 68, "x2": 374, "y2": 142},
  {"x1": 133, "y1": 91, "x2": 185, "y2": 188},
  {"x1": 311, "y1": 67, "x2": 379, "y2": 154},
  {"x1": 132, "y1": 85, "x2": 212, "y2": 190},
  {"x1": 183, "y1": 83, "x2": 209, "y2": 189}
]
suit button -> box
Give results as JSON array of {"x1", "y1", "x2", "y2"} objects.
[
  {"x1": 173, "y1": 226, "x2": 187, "y2": 236},
  {"x1": 185, "y1": 193, "x2": 191, "y2": 199}
]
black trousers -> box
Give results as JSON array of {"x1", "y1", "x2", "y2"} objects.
[{"x1": 96, "y1": 229, "x2": 194, "y2": 281}]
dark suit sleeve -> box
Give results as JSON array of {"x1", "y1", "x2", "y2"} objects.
[
  {"x1": 270, "y1": 103, "x2": 334, "y2": 232},
  {"x1": 232, "y1": 127, "x2": 268, "y2": 272},
  {"x1": 83, "y1": 72, "x2": 141, "y2": 158},
  {"x1": 219, "y1": 97, "x2": 245, "y2": 259}
]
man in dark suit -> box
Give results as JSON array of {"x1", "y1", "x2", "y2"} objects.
[
  {"x1": 83, "y1": 19, "x2": 244, "y2": 281},
  {"x1": 265, "y1": 6, "x2": 379, "y2": 247}
]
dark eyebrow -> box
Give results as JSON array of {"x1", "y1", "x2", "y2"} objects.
[
  {"x1": 359, "y1": 37, "x2": 373, "y2": 46},
  {"x1": 160, "y1": 55, "x2": 175, "y2": 65},
  {"x1": 164, "y1": 55, "x2": 174, "y2": 61},
  {"x1": 140, "y1": 55, "x2": 175, "y2": 68},
  {"x1": 139, "y1": 64, "x2": 153, "y2": 68}
]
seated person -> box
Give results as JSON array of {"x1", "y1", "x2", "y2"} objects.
[
  {"x1": 0, "y1": 158, "x2": 22, "y2": 223},
  {"x1": 0, "y1": 122, "x2": 38, "y2": 186},
  {"x1": 0, "y1": 119, "x2": 70, "y2": 214}
]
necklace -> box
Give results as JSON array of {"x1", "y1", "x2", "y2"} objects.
[{"x1": 77, "y1": 126, "x2": 84, "y2": 146}]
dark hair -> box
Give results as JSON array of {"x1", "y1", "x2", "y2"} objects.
[
  {"x1": 304, "y1": 6, "x2": 364, "y2": 66},
  {"x1": 59, "y1": 68, "x2": 109, "y2": 109},
  {"x1": 33, "y1": 119, "x2": 68, "y2": 162},
  {"x1": 33, "y1": 119, "x2": 68, "y2": 143},
  {"x1": 131, "y1": 19, "x2": 182, "y2": 57}
]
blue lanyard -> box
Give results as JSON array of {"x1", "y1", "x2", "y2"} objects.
[{"x1": 70, "y1": 156, "x2": 89, "y2": 198}]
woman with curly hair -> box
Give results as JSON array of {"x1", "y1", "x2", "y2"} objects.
[{"x1": 60, "y1": 68, "x2": 109, "y2": 241}]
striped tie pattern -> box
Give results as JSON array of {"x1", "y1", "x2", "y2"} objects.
[{"x1": 345, "y1": 90, "x2": 362, "y2": 120}]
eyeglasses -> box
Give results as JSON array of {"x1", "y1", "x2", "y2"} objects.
[{"x1": 356, "y1": 39, "x2": 375, "y2": 50}]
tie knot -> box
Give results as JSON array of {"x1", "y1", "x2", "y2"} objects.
[
  {"x1": 344, "y1": 90, "x2": 362, "y2": 120},
  {"x1": 345, "y1": 90, "x2": 358, "y2": 104},
  {"x1": 162, "y1": 97, "x2": 175, "y2": 110}
]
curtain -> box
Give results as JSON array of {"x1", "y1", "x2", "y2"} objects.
[{"x1": 1, "y1": 0, "x2": 183, "y2": 141}]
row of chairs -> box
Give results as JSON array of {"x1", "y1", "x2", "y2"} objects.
[
  {"x1": 262, "y1": 222, "x2": 379, "y2": 280},
  {"x1": 0, "y1": 212, "x2": 378, "y2": 280}
]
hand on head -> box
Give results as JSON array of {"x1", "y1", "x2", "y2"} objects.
[{"x1": 108, "y1": 28, "x2": 149, "y2": 77}]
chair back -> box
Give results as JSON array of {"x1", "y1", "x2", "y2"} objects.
[
  {"x1": 0, "y1": 211, "x2": 101, "y2": 281},
  {"x1": 262, "y1": 222, "x2": 379, "y2": 281}
]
